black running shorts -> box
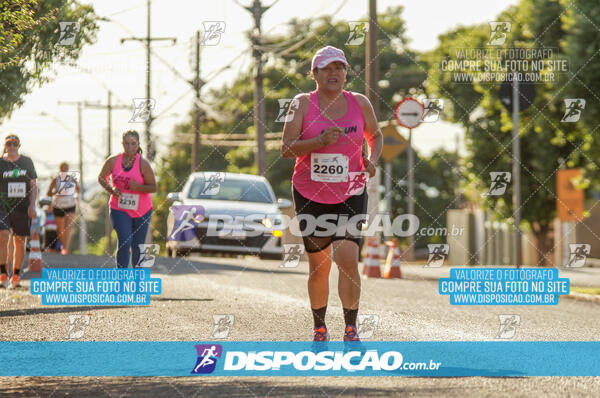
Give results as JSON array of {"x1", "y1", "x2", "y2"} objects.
[
  {"x1": 292, "y1": 187, "x2": 368, "y2": 253},
  {"x1": 0, "y1": 210, "x2": 31, "y2": 237},
  {"x1": 53, "y1": 206, "x2": 76, "y2": 217}
]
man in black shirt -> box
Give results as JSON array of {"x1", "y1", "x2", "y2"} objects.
[{"x1": 0, "y1": 135, "x2": 37, "y2": 289}]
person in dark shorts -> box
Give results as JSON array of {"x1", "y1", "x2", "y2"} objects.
[
  {"x1": 40, "y1": 202, "x2": 59, "y2": 252},
  {"x1": 281, "y1": 46, "x2": 382, "y2": 342},
  {"x1": 0, "y1": 134, "x2": 38, "y2": 289},
  {"x1": 47, "y1": 162, "x2": 78, "y2": 255}
]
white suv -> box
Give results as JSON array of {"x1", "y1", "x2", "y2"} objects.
[{"x1": 165, "y1": 172, "x2": 291, "y2": 259}]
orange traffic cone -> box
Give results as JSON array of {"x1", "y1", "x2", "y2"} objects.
[
  {"x1": 362, "y1": 236, "x2": 381, "y2": 278},
  {"x1": 383, "y1": 238, "x2": 402, "y2": 278},
  {"x1": 27, "y1": 230, "x2": 43, "y2": 272}
]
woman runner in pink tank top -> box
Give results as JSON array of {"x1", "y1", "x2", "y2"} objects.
[
  {"x1": 281, "y1": 46, "x2": 383, "y2": 343},
  {"x1": 98, "y1": 131, "x2": 157, "y2": 268}
]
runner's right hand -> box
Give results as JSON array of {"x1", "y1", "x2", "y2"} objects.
[
  {"x1": 112, "y1": 188, "x2": 122, "y2": 197},
  {"x1": 319, "y1": 127, "x2": 343, "y2": 147}
]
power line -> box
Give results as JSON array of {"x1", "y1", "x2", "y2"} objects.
[{"x1": 120, "y1": 0, "x2": 177, "y2": 161}]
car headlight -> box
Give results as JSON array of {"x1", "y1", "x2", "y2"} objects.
[{"x1": 261, "y1": 217, "x2": 273, "y2": 229}]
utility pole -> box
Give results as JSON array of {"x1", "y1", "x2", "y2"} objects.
[
  {"x1": 191, "y1": 30, "x2": 204, "y2": 173},
  {"x1": 242, "y1": 0, "x2": 272, "y2": 176},
  {"x1": 512, "y1": 71, "x2": 521, "y2": 266},
  {"x1": 365, "y1": 0, "x2": 380, "y2": 120},
  {"x1": 57, "y1": 101, "x2": 87, "y2": 255},
  {"x1": 81, "y1": 92, "x2": 129, "y2": 256},
  {"x1": 121, "y1": 0, "x2": 176, "y2": 161}
]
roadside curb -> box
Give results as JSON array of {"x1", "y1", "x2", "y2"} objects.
[{"x1": 565, "y1": 292, "x2": 600, "y2": 305}]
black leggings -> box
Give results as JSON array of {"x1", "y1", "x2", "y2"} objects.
[{"x1": 292, "y1": 187, "x2": 368, "y2": 253}]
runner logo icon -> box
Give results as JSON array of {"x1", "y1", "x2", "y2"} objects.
[
  {"x1": 168, "y1": 205, "x2": 205, "y2": 241},
  {"x1": 487, "y1": 22, "x2": 511, "y2": 45},
  {"x1": 426, "y1": 244, "x2": 449, "y2": 268},
  {"x1": 482, "y1": 172, "x2": 511, "y2": 196},
  {"x1": 67, "y1": 314, "x2": 90, "y2": 339},
  {"x1": 56, "y1": 171, "x2": 79, "y2": 196},
  {"x1": 200, "y1": 172, "x2": 224, "y2": 196},
  {"x1": 211, "y1": 315, "x2": 234, "y2": 339},
  {"x1": 136, "y1": 244, "x2": 160, "y2": 267},
  {"x1": 565, "y1": 244, "x2": 590, "y2": 268},
  {"x1": 57, "y1": 22, "x2": 80, "y2": 45},
  {"x1": 495, "y1": 314, "x2": 520, "y2": 339},
  {"x1": 346, "y1": 22, "x2": 369, "y2": 46},
  {"x1": 192, "y1": 344, "x2": 223, "y2": 374},
  {"x1": 345, "y1": 172, "x2": 368, "y2": 196},
  {"x1": 421, "y1": 99, "x2": 444, "y2": 123},
  {"x1": 201, "y1": 21, "x2": 226, "y2": 46},
  {"x1": 281, "y1": 244, "x2": 305, "y2": 268},
  {"x1": 561, "y1": 99, "x2": 585, "y2": 122},
  {"x1": 129, "y1": 98, "x2": 155, "y2": 123},
  {"x1": 357, "y1": 314, "x2": 380, "y2": 339},
  {"x1": 276, "y1": 98, "x2": 299, "y2": 123}
]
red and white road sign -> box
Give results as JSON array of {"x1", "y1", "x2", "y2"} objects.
[{"x1": 394, "y1": 98, "x2": 424, "y2": 129}]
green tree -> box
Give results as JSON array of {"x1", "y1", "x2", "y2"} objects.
[
  {"x1": 426, "y1": 0, "x2": 593, "y2": 265},
  {"x1": 0, "y1": 0, "x2": 98, "y2": 119},
  {"x1": 562, "y1": 0, "x2": 600, "y2": 188}
]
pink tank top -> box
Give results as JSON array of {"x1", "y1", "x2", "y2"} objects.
[
  {"x1": 109, "y1": 153, "x2": 153, "y2": 217},
  {"x1": 292, "y1": 90, "x2": 365, "y2": 204}
]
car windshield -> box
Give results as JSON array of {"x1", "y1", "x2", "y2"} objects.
[{"x1": 188, "y1": 175, "x2": 274, "y2": 203}]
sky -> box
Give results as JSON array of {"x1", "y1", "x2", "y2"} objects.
[{"x1": 0, "y1": 0, "x2": 518, "y2": 190}]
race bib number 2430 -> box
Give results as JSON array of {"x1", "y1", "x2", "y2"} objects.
[{"x1": 118, "y1": 193, "x2": 139, "y2": 211}]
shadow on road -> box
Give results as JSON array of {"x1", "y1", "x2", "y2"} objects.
[
  {"x1": 152, "y1": 297, "x2": 213, "y2": 302},
  {"x1": 0, "y1": 306, "x2": 129, "y2": 318},
  {"x1": 0, "y1": 377, "x2": 402, "y2": 397},
  {"x1": 31, "y1": 253, "x2": 305, "y2": 277}
]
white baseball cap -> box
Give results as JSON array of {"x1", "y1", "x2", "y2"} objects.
[{"x1": 311, "y1": 46, "x2": 349, "y2": 70}]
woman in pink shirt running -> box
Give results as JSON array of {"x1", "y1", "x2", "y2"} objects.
[
  {"x1": 98, "y1": 131, "x2": 156, "y2": 268},
  {"x1": 281, "y1": 46, "x2": 383, "y2": 343}
]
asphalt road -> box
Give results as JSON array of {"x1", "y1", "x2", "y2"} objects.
[{"x1": 1, "y1": 253, "x2": 599, "y2": 397}]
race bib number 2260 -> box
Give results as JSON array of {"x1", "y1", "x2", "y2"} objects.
[{"x1": 310, "y1": 153, "x2": 349, "y2": 183}]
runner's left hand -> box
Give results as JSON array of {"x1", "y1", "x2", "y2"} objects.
[
  {"x1": 28, "y1": 205, "x2": 36, "y2": 219},
  {"x1": 362, "y1": 157, "x2": 376, "y2": 178},
  {"x1": 129, "y1": 181, "x2": 142, "y2": 191}
]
